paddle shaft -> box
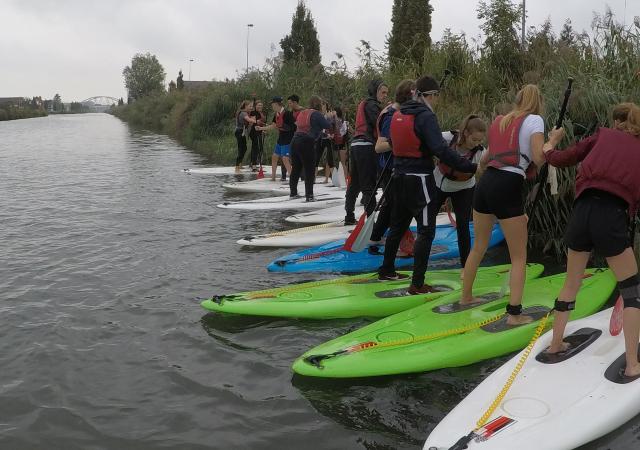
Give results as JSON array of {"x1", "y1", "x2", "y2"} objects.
[{"x1": 529, "y1": 77, "x2": 574, "y2": 217}]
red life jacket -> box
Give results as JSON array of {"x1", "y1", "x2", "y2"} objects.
[
  {"x1": 295, "y1": 109, "x2": 314, "y2": 135},
  {"x1": 487, "y1": 114, "x2": 537, "y2": 179},
  {"x1": 354, "y1": 100, "x2": 378, "y2": 141},
  {"x1": 390, "y1": 111, "x2": 422, "y2": 158},
  {"x1": 292, "y1": 108, "x2": 302, "y2": 120},
  {"x1": 275, "y1": 110, "x2": 285, "y2": 131},
  {"x1": 437, "y1": 131, "x2": 482, "y2": 181}
]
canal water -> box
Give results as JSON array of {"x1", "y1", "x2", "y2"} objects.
[{"x1": 0, "y1": 114, "x2": 634, "y2": 449}]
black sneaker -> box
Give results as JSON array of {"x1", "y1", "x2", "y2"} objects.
[
  {"x1": 344, "y1": 214, "x2": 356, "y2": 226},
  {"x1": 378, "y1": 272, "x2": 410, "y2": 281},
  {"x1": 289, "y1": 194, "x2": 301, "y2": 199},
  {"x1": 368, "y1": 245, "x2": 383, "y2": 255},
  {"x1": 305, "y1": 197, "x2": 315, "y2": 202}
]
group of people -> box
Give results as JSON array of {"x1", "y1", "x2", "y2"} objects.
[{"x1": 234, "y1": 77, "x2": 640, "y2": 377}]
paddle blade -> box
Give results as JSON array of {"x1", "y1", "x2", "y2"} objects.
[
  {"x1": 349, "y1": 215, "x2": 376, "y2": 253},
  {"x1": 610, "y1": 295, "x2": 624, "y2": 336},
  {"x1": 331, "y1": 166, "x2": 340, "y2": 188},
  {"x1": 399, "y1": 230, "x2": 415, "y2": 256},
  {"x1": 257, "y1": 166, "x2": 265, "y2": 179},
  {"x1": 343, "y1": 214, "x2": 366, "y2": 252}
]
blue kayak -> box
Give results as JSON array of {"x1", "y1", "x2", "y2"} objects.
[{"x1": 267, "y1": 223, "x2": 504, "y2": 273}]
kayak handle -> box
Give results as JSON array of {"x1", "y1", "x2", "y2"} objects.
[
  {"x1": 303, "y1": 350, "x2": 347, "y2": 368},
  {"x1": 448, "y1": 431, "x2": 476, "y2": 450}
]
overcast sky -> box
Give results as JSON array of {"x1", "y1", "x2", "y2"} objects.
[{"x1": 1, "y1": 0, "x2": 638, "y2": 101}]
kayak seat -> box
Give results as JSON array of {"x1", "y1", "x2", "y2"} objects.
[
  {"x1": 604, "y1": 349, "x2": 640, "y2": 384},
  {"x1": 535, "y1": 328, "x2": 602, "y2": 364}
]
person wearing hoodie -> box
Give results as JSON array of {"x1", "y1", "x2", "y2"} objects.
[
  {"x1": 377, "y1": 75, "x2": 477, "y2": 295},
  {"x1": 344, "y1": 79, "x2": 389, "y2": 225},
  {"x1": 290, "y1": 95, "x2": 332, "y2": 201}
]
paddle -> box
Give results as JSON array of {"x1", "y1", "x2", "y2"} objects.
[
  {"x1": 344, "y1": 154, "x2": 393, "y2": 252},
  {"x1": 527, "y1": 77, "x2": 574, "y2": 213}
]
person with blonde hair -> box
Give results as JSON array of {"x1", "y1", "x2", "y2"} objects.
[
  {"x1": 543, "y1": 102, "x2": 640, "y2": 378},
  {"x1": 461, "y1": 84, "x2": 561, "y2": 324},
  {"x1": 235, "y1": 100, "x2": 257, "y2": 172}
]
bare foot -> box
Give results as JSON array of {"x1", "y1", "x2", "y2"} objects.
[
  {"x1": 506, "y1": 314, "x2": 534, "y2": 326},
  {"x1": 545, "y1": 341, "x2": 571, "y2": 354},
  {"x1": 270, "y1": 177, "x2": 276, "y2": 181},
  {"x1": 624, "y1": 363, "x2": 640, "y2": 378},
  {"x1": 459, "y1": 297, "x2": 486, "y2": 306},
  {"x1": 235, "y1": 166, "x2": 241, "y2": 173}
]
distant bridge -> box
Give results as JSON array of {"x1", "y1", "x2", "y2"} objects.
[{"x1": 81, "y1": 96, "x2": 119, "y2": 112}]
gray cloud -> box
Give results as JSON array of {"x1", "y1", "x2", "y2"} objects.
[{"x1": 0, "y1": 0, "x2": 637, "y2": 101}]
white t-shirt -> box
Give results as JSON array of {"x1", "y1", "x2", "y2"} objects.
[
  {"x1": 498, "y1": 114, "x2": 545, "y2": 177},
  {"x1": 433, "y1": 131, "x2": 484, "y2": 192}
]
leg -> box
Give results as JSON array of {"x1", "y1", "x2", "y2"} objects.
[
  {"x1": 249, "y1": 134, "x2": 259, "y2": 168},
  {"x1": 547, "y1": 249, "x2": 591, "y2": 352},
  {"x1": 344, "y1": 147, "x2": 361, "y2": 221},
  {"x1": 235, "y1": 130, "x2": 247, "y2": 167},
  {"x1": 379, "y1": 175, "x2": 413, "y2": 277},
  {"x1": 289, "y1": 141, "x2": 302, "y2": 197},
  {"x1": 282, "y1": 156, "x2": 292, "y2": 178},
  {"x1": 340, "y1": 149, "x2": 349, "y2": 179},
  {"x1": 461, "y1": 210, "x2": 495, "y2": 302},
  {"x1": 607, "y1": 248, "x2": 640, "y2": 376},
  {"x1": 450, "y1": 187, "x2": 474, "y2": 267},
  {"x1": 302, "y1": 140, "x2": 316, "y2": 199},
  {"x1": 410, "y1": 177, "x2": 440, "y2": 288},
  {"x1": 359, "y1": 144, "x2": 379, "y2": 216},
  {"x1": 499, "y1": 215, "x2": 531, "y2": 325},
  {"x1": 271, "y1": 151, "x2": 279, "y2": 181}
]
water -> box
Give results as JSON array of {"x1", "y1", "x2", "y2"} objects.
[{"x1": 0, "y1": 114, "x2": 636, "y2": 449}]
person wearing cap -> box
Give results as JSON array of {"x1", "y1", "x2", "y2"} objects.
[
  {"x1": 377, "y1": 75, "x2": 477, "y2": 295},
  {"x1": 344, "y1": 79, "x2": 389, "y2": 225},
  {"x1": 255, "y1": 96, "x2": 294, "y2": 181}
]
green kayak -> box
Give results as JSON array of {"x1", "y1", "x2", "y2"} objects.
[
  {"x1": 292, "y1": 269, "x2": 616, "y2": 377},
  {"x1": 201, "y1": 263, "x2": 544, "y2": 319}
]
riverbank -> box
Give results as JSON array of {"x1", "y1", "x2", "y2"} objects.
[{"x1": 0, "y1": 107, "x2": 47, "y2": 121}]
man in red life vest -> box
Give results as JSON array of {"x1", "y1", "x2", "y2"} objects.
[
  {"x1": 377, "y1": 75, "x2": 477, "y2": 294},
  {"x1": 344, "y1": 79, "x2": 389, "y2": 225}
]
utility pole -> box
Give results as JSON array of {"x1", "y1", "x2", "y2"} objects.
[
  {"x1": 189, "y1": 58, "x2": 194, "y2": 81},
  {"x1": 521, "y1": 0, "x2": 526, "y2": 49},
  {"x1": 246, "y1": 24, "x2": 254, "y2": 74}
]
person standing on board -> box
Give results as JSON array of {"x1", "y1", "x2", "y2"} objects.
[
  {"x1": 543, "y1": 103, "x2": 640, "y2": 378},
  {"x1": 461, "y1": 84, "x2": 558, "y2": 325},
  {"x1": 344, "y1": 79, "x2": 389, "y2": 225},
  {"x1": 315, "y1": 100, "x2": 336, "y2": 184},
  {"x1": 431, "y1": 115, "x2": 487, "y2": 268},
  {"x1": 235, "y1": 100, "x2": 256, "y2": 172},
  {"x1": 248, "y1": 100, "x2": 266, "y2": 172},
  {"x1": 255, "y1": 97, "x2": 294, "y2": 181},
  {"x1": 369, "y1": 79, "x2": 416, "y2": 254},
  {"x1": 378, "y1": 75, "x2": 477, "y2": 295},
  {"x1": 333, "y1": 106, "x2": 350, "y2": 181},
  {"x1": 289, "y1": 96, "x2": 332, "y2": 201}
]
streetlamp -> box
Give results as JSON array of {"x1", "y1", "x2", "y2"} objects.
[
  {"x1": 246, "y1": 24, "x2": 254, "y2": 74},
  {"x1": 189, "y1": 58, "x2": 194, "y2": 81}
]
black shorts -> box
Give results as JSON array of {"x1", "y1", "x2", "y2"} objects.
[
  {"x1": 473, "y1": 167, "x2": 525, "y2": 219},
  {"x1": 335, "y1": 143, "x2": 346, "y2": 150},
  {"x1": 564, "y1": 189, "x2": 630, "y2": 257}
]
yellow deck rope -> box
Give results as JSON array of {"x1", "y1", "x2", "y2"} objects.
[
  {"x1": 366, "y1": 313, "x2": 505, "y2": 351},
  {"x1": 258, "y1": 221, "x2": 344, "y2": 238},
  {"x1": 474, "y1": 311, "x2": 552, "y2": 430},
  {"x1": 245, "y1": 274, "x2": 377, "y2": 299}
]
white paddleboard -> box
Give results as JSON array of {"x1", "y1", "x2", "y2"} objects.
[
  {"x1": 424, "y1": 307, "x2": 640, "y2": 450},
  {"x1": 286, "y1": 204, "x2": 361, "y2": 224},
  {"x1": 183, "y1": 166, "x2": 256, "y2": 175},
  {"x1": 270, "y1": 184, "x2": 343, "y2": 196},
  {"x1": 223, "y1": 178, "x2": 291, "y2": 194},
  {"x1": 217, "y1": 191, "x2": 346, "y2": 211},
  {"x1": 237, "y1": 221, "x2": 353, "y2": 247}
]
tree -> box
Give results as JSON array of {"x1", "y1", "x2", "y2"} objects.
[
  {"x1": 387, "y1": 0, "x2": 433, "y2": 68},
  {"x1": 280, "y1": 1, "x2": 321, "y2": 66},
  {"x1": 177, "y1": 70, "x2": 184, "y2": 89},
  {"x1": 52, "y1": 93, "x2": 63, "y2": 112},
  {"x1": 122, "y1": 53, "x2": 166, "y2": 100},
  {"x1": 477, "y1": 0, "x2": 523, "y2": 82},
  {"x1": 118, "y1": 97, "x2": 124, "y2": 106},
  {"x1": 559, "y1": 19, "x2": 576, "y2": 46}
]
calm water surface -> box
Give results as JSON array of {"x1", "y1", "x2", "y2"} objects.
[{"x1": 1, "y1": 114, "x2": 636, "y2": 449}]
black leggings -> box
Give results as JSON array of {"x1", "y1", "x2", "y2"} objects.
[
  {"x1": 235, "y1": 129, "x2": 247, "y2": 166},
  {"x1": 345, "y1": 143, "x2": 378, "y2": 216},
  {"x1": 290, "y1": 135, "x2": 316, "y2": 199},
  {"x1": 432, "y1": 186, "x2": 474, "y2": 267},
  {"x1": 315, "y1": 138, "x2": 335, "y2": 168},
  {"x1": 379, "y1": 174, "x2": 439, "y2": 287},
  {"x1": 249, "y1": 131, "x2": 263, "y2": 166}
]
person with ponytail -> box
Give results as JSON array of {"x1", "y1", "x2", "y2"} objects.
[
  {"x1": 543, "y1": 102, "x2": 640, "y2": 378},
  {"x1": 289, "y1": 95, "x2": 332, "y2": 201},
  {"x1": 235, "y1": 100, "x2": 257, "y2": 172},
  {"x1": 432, "y1": 115, "x2": 487, "y2": 267},
  {"x1": 248, "y1": 100, "x2": 266, "y2": 171},
  {"x1": 461, "y1": 84, "x2": 559, "y2": 325}
]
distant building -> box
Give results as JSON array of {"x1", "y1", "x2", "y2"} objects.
[
  {"x1": 168, "y1": 80, "x2": 177, "y2": 92},
  {"x1": 0, "y1": 97, "x2": 25, "y2": 108}
]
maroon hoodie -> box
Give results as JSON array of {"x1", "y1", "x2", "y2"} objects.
[{"x1": 544, "y1": 127, "x2": 640, "y2": 216}]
